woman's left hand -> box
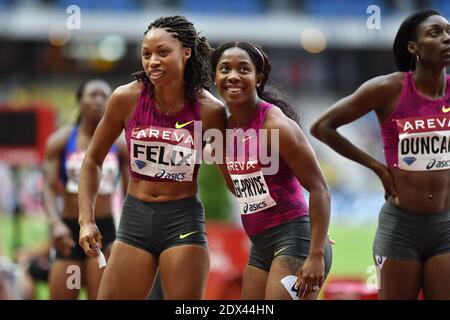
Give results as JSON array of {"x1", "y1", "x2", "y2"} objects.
[{"x1": 295, "y1": 255, "x2": 325, "y2": 299}]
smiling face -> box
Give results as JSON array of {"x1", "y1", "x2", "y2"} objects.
[
  {"x1": 214, "y1": 47, "x2": 262, "y2": 107},
  {"x1": 409, "y1": 15, "x2": 450, "y2": 68},
  {"x1": 141, "y1": 28, "x2": 191, "y2": 87}
]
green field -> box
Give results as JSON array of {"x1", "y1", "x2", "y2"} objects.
[
  {"x1": 0, "y1": 214, "x2": 377, "y2": 299},
  {"x1": 328, "y1": 224, "x2": 377, "y2": 276}
]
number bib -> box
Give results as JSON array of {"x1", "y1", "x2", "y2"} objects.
[
  {"x1": 130, "y1": 125, "x2": 197, "y2": 181},
  {"x1": 66, "y1": 151, "x2": 119, "y2": 194},
  {"x1": 226, "y1": 157, "x2": 276, "y2": 214},
  {"x1": 397, "y1": 115, "x2": 450, "y2": 171}
]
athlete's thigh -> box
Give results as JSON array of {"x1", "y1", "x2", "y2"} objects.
[
  {"x1": 376, "y1": 256, "x2": 422, "y2": 300},
  {"x1": 49, "y1": 259, "x2": 81, "y2": 300},
  {"x1": 423, "y1": 253, "x2": 450, "y2": 299},
  {"x1": 241, "y1": 265, "x2": 269, "y2": 300},
  {"x1": 84, "y1": 241, "x2": 113, "y2": 299},
  {"x1": 266, "y1": 256, "x2": 320, "y2": 300},
  {"x1": 159, "y1": 244, "x2": 209, "y2": 300},
  {"x1": 83, "y1": 257, "x2": 105, "y2": 300},
  {"x1": 97, "y1": 240, "x2": 158, "y2": 300}
]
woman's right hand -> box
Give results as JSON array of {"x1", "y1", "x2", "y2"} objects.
[
  {"x1": 51, "y1": 222, "x2": 75, "y2": 258},
  {"x1": 79, "y1": 222, "x2": 103, "y2": 258},
  {"x1": 374, "y1": 164, "x2": 400, "y2": 205}
]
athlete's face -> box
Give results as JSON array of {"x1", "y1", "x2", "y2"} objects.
[
  {"x1": 411, "y1": 15, "x2": 450, "y2": 68},
  {"x1": 80, "y1": 81, "x2": 111, "y2": 124},
  {"x1": 141, "y1": 28, "x2": 191, "y2": 87},
  {"x1": 214, "y1": 47, "x2": 261, "y2": 107}
]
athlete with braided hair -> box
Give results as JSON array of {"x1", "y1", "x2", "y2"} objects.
[{"x1": 78, "y1": 16, "x2": 229, "y2": 299}]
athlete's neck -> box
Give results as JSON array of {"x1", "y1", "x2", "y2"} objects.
[
  {"x1": 228, "y1": 96, "x2": 260, "y2": 128},
  {"x1": 414, "y1": 66, "x2": 447, "y2": 99},
  {"x1": 78, "y1": 119, "x2": 98, "y2": 137},
  {"x1": 153, "y1": 81, "x2": 185, "y2": 114}
]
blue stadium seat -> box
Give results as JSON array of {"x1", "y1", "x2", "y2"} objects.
[
  {"x1": 180, "y1": 0, "x2": 263, "y2": 14},
  {"x1": 56, "y1": 0, "x2": 139, "y2": 11},
  {"x1": 303, "y1": 0, "x2": 387, "y2": 16}
]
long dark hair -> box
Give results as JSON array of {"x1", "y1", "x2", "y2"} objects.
[
  {"x1": 132, "y1": 15, "x2": 212, "y2": 107},
  {"x1": 393, "y1": 9, "x2": 441, "y2": 71},
  {"x1": 211, "y1": 41, "x2": 300, "y2": 126}
]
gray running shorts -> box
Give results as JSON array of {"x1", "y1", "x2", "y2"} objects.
[
  {"x1": 373, "y1": 199, "x2": 450, "y2": 261},
  {"x1": 248, "y1": 216, "x2": 333, "y2": 273},
  {"x1": 116, "y1": 194, "x2": 208, "y2": 255}
]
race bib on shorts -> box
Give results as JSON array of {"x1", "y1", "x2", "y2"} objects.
[
  {"x1": 130, "y1": 125, "x2": 197, "y2": 181},
  {"x1": 226, "y1": 157, "x2": 276, "y2": 214},
  {"x1": 397, "y1": 114, "x2": 450, "y2": 171}
]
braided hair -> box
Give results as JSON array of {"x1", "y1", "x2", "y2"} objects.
[{"x1": 132, "y1": 16, "x2": 212, "y2": 106}]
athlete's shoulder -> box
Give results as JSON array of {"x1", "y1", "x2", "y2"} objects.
[
  {"x1": 196, "y1": 89, "x2": 225, "y2": 112},
  {"x1": 263, "y1": 106, "x2": 299, "y2": 132},
  {"x1": 363, "y1": 72, "x2": 405, "y2": 95},
  {"x1": 106, "y1": 81, "x2": 142, "y2": 118},
  {"x1": 45, "y1": 126, "x2": 73, "y2": 155},
  {"x1": 110, "y1": 80, "x2": 142, "y2": 102},
  {"x1": 263, "y1": 106, "x2": 304, "y2": 150}
]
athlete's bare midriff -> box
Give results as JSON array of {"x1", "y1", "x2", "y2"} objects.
[
  {"x1": 374, "y1": 73, "x2": 450, "y2": 213},
  {"x1": 63, "y1": 193, "x2": 113, "y2": 219},
  {"x1": 390, "y1": 168, "x2": 450, "y2": 213},
  {"x1": 127, "y1": 178, "x2": 197, "y2": 202}
]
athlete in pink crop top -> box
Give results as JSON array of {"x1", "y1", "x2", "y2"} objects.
[
  {"x1": 125, "y1": 78, "x2": 203, "y2": 182},
  {"x1": 78, "y1": 16, "x2": 229, "y2": 300},
  {"x1": 312, "y1": 10, "x2": 450, "y2": 300},
  {"x1": 227, "y1": 100, "x2": 309, "y2": 235},
  {"x1": 213, "y1": 42, "x2": 332, "y2": 300}
]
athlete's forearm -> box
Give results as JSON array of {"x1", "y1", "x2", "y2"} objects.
[
  {"x1": 78, "y1": 156, "x2": 102, "y2": 225},
  {"x1": 307, "y1": 188, "x2": 331, "y2": 257},
  {"x1": 42, "y1": 183, "x2": 63, "y2": 226}
]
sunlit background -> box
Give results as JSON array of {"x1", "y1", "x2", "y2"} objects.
[{"x1": 1, "y1": 0, "x2": 448, "y2": 300}]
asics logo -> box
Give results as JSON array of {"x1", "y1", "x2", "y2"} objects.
[
  {"x1": 442, "y1": 105, "x2": 450, "y2": 113},
  {"x1": 175, "y1": 120, "x2": 194, "y2": 129},
  {"x1": 179, "y1": 231, "x2": 198, "y2": 239},
  {"x1": 426, "y1": 158, "x2": 450, "y2": 170}
]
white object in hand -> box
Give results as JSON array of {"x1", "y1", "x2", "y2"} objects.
[{"x1": 96, "y1": 248, "x2": 106, "y2": 268}]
